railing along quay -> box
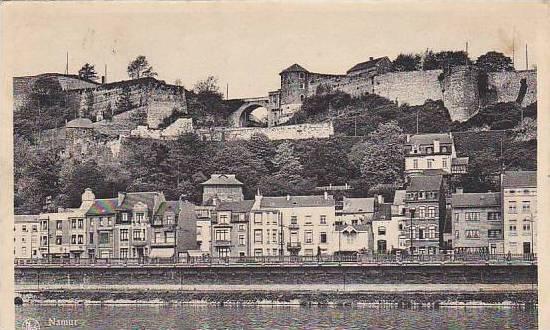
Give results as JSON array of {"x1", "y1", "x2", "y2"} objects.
[{"x1": 14, "y1": 253, "x2": 537, "y2": 267}]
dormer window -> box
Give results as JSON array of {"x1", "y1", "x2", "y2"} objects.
[{"x1": 426, "y1": 147, "x2": 433, "y2": 154}]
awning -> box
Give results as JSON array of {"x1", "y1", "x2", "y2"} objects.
[{"x1": 149, "y1": 248, "x2": 174, "y2": 258}]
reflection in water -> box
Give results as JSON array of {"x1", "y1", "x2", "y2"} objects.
[{"x1": 16, "y1": 304, "x2": 537, "y2": 330}]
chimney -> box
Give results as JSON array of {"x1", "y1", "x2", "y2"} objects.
[
  {"x1": 377, "y1": 194, "x2": 384, "y2": 204},
  {"x1": 286, "y1": 194, "x2": 291, "y2": 201},
  {"x1": 456, "y1": 187, "x2": 463, "y2": 194},
  {"x1": 101, "y1": 76, "x2": 105, "y2": 84},
  {"x1": 324, "y1": 191, "x2": 328, "y2": 200},
  {"x1": 406, "y1": 134, "x2": 410, "y2": 143},
  {"x1": 369, "y1": 56, "x2": 374, "y2": 61},
  {"x1": 434, "y1": 139, "x2": 440, "y2": 153},
  {"x1": 117, "y1": 192, "x2": 125, "y2": 206}
]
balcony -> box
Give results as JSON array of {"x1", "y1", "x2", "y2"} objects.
[
  {"x1": 287, "y1": 242, "x2": 302, "y2": 251},
  {"x1": 213, "y1": 240, "x2": 231, "y2": 247},
  {"x1": 213, "y1": 222, "x2": 232, "y2": 228},
  {"x1": 132, "y1": 240, "x2": 147, "y2": 247},
  {"x1": 288, "y1": 223, "x2": 300, "y2": 230},
  {"x1": 150, "y1": 240, "x2": 176, "y2": 247}
]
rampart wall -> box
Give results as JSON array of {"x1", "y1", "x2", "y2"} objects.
[
  {"x1": 197, "y1": 122, "x2": 334, "y2": 141},
  {"x1": 15, "y1": 264, "x2": 537, "y2": 286},
  {"x1": 487, "y1": 70, "x2": 537, "y2": 106}
]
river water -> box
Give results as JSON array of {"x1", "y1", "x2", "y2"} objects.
[{"x1": 16, "y1": 304, "x2": 537, "y2": 329}]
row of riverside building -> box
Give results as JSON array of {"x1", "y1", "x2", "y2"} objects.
[{"x1": 14, "y1": 133, "x2": 537, "y2": 260}]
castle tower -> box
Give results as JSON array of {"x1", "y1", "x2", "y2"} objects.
[{"x1": 279, "y1": 64, "x2": 310, "y2": 106}]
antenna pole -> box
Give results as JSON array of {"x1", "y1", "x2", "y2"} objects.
[
  {"x1": 512, "y1": 27, "x2": 515, "y2": 68},
  {"x1": 226, "y1": 83, "x2": 229, "y2": 100},
  {"x1": 525, "y1": 44, "x2": 529, "y2": 70},
  {"x1": 65, "y1": 52, "x2": 69, "y2": 74}
]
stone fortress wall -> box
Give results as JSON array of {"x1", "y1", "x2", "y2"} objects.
[
  {"x1": 286, "y1": 66, "x2": 537, "y2": 123},
  {"x1": 196, "y1": 122, "x2": 334, "y2": 142}
]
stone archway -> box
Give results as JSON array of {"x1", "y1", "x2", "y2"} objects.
[{"x1": 229, "y1": 102, "x2": 270, "y2": 127}]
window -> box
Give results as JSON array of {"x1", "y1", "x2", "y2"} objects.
[
  {"x1": 56, "y1": 220, "x2": 62, "y2": 230},
  {"x1": 238, "y1": 224, "x2": 245, "y2": 231},
  {"x1": 254, "y1": 230, "x2": 263, "y2": 243},
  {"x1": 239, "y1": 235, "x2": 245, "y2": 246},
  {"x1": 522, "y1": 201, "x2": 531, "y2": 213},
  {"x1": 455, "y1": 230, "x2": 460, "y2": 239},
  {"x1": 305, "y1": 215, "x2": 312, "y2": 225},
  {"x1": 290, "y1": 216, "x2": 298, "y2": 224},
  {"x1": 135, "y1": 213, "x2": 144, "y2": 224},
  {"x1": 120, "y1": 229, "x2": 129, "y2": 241},
  {"x1": 248, "y1": 212, "x2": 260, "y2": 224},
  {"x1": 304, "y1": 249, "x2": 314, "y2": 256},
  {"x1": 465, "y1": 230, "x2": 480, "y2": 239},
  {"x1": 427, "y1": 159, "x2": 433, "y2": 169},
  {"x1": 454, "y1": 213, "x2": 460, "y2": 222},
  {"x1": 320, "y1": 215, "x2": 327, "y2": 224},
  {"x1": 122, "y1": 213, "x2": 128, "y2": 222},
  {"x1": 272, "y1": 230, "x2": 277, "y2": 243},
  {"x1": 399, "y1": 224, "x2": 403, "y2": 230},
  {"x1": 71, "y1": 219, "x2": 77, "y2": 229},
  {"x1": 78, "y1": 235, "x2": 83, "y2": 244},
  {"x1": 71, "y1": 235, "x2": 77, "y2": 244},
  {"x1": 120, "y1": 248, "x2": 129, "y2": 259},
  {"x1": 41, "y1": 220, "x2": 48, "y2": 231},
  {"x1": 266, "y1": 229, "x2": 270, "y2": 243},
  {"x1": 508, "y1": 201, "x2": 517, "y2": 214},
  {"x1": 429, "y1": 226, "x2": 436, "y2": 239},
  {"x1": 299, "y1": 72, "x2": 305, "y2": 79},
  {"x1": 165, "y1": 214, "x2": 174, "y2": 225},
  {"x1": 21, "y1": 247, "x2": 27, "y2": 255},
  {"x1": 426, "y1": 147, "x2": 433, "y2": 154},
  {"x1": 427, "y1": 207, "x2": 436, "y2": 218},
  {"x1": 305, "y1": 231, "x2": 313, "y2": 244},
  {"x1": 215, "y1": 229, "x2": 229, "y2": 241},
  {"x1": 509, "y1": 224, "x2": 517, "y2": 235},
  {"x1": 165, "y1": 231, "x2": 175, "y2": 243},
  {"x1": 488, "y1": 229, "x2": 501, "y2": 238},
  {"x1": 465, "y1": 212, "x2": 480, "y2": 221},
  {"x1": 99, "y1": 232, "x2": 109, "y2": 244},
  {"x1": 320, "y1": 232, "x2": 327, "y2": 243},
  {"x1": 488, "y1": 212, "x2": 500, "y2": 221},
  {"x1": 21, "y1": 225, "x2": 27, "y2": 232},
  {"x1": 418, "y1": 192, "x2": 425, "y2": 200},
  {"x1": 219, "y1": 214, "x2": 229, "y2": 224},
  {"x1": 442, "y1": 159, "x2": 448, "y2": 169},
  {"x1": 155, "y1": 232, "x2": 162, "y2": 243},
  {"x1": 441, "y1": 146, "x2": 448, "y2": 153},
  {"x1": 254, "y1": 249, "x2": 263, "y2": 256},
  {"x1": 196, "y1": 226, "x2": 202, "y2": 236},
  {"x1": 133, "y1": 229, "x2": 145, "y2": 241},
  {"x1": 413, "y1": 159, "x2": 418, "y2": 169},
  {"x1": 522, "y1": 221, "x2": 531, "y2": 232},
  {"x1": 419, "y1": 228, "x2": 425, "y2": 239},
  {"x1": 32, "y1": 225, "x2": 37, "y2": 232},
  {"x1": 41, "y1": 236, "x2": 48, "y2": 246},
  {"x1": 218, "y1": 247, "x2": 230, "y2": 258},
  {"x1": 78, "y1": 219, "x2": 83, "y2": 229},
  {"x1": 418, "y1": 206, "x2": 426, "y2": 218},
  {"x1": 89, "y1": 232, "x2": 94, "y2": 244},
  {"x1": 56, "y1": 236, "x2": 62, "y2": 245},
  {"x1": 378, "y1": 226, "x2": 386, "y2": 235}
]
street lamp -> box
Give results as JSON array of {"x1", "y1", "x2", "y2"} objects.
[{"x1": 409, "y1": 208, "x2": 416, "y2": 255}]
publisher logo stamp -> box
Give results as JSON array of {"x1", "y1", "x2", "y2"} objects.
[{"x1": 21, "y1": 318, "x2": 40, "y2": 330}]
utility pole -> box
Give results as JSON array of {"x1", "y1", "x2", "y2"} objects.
[
  {"x1": 226, "y1": 83, "x2": 229, "y2": 100},
  {"x1": 465, "y1": 41, "x2": 468, "y2": 55},
  {"x1": 65, "y1": 52, "x2": 69, "y2": 74},
  {"x1": 525, "y1": 44, "x2": 529, "y2": 70},
  {"x1": 512, "y1": 27, "x2": 515, "y2": 68},
  {"x1": 416, "y1": 108, "x2": 419, "y2": 134},
  {"x1": 105, "y1": 64, "x2": 108, "y2": 83}
]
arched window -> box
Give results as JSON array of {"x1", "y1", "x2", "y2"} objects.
[{"x1": 300, "y1": 94, "x2": 305, "y2": 101}]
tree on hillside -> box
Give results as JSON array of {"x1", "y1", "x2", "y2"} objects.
[
  {"x1": 127, "y1": 55, "x2": 157, "y2": 79},
  {"x1": 423, "y1": 50, "x2": 471, "y2": 70},
  {"x1": 392, "y1": 53, "x2": 421, "y2": 71},
  {"x1": 355, "y1": 121, "x2": 405, "y2": 188},
  {"x1": 476, "y1": 51, "x2": 514, "y2": 72},
  {"x1": 193, "y1": 76, "x2": 222, "y2": 96},
  {"x1": 246, "y1": 133, "x2": 277, "y2": 171},
  {"x1": 78, "y1": 63, "x2": 98, "y2": 81}
]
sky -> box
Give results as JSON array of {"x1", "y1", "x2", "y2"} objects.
[{"x1": 2, "y1": 2, "x2": 547, "y2": 99}]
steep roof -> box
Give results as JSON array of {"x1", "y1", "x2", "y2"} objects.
[
  {"x1": 118, "y1": 192, "x2": 162, "y2": 212},
  {"x1": 14, "y1": 214, "x2": 40, "y2": 223},
  {"x1": 452, "y1": 157, "x2": 469, "y2": 165},
  {"x1": 502, "y1": 171, "x2": 537, "y2": 188},
  {"x1": 66, "y1": 118, "x2": 94, "y2": 129},
  {"x1": 280, "y1": 64, "x2": 309, "y2": 74},
  {"x1": 336, "y1": 224, "x2": 370, "y2": 232},
  {"x1": 260, "y1": 195, "x2": 335, "y2": 208},
  {"x1": 393, "y1": 190, "x2": 407, "y2": 206},
  {"x1": 201, "y1": 174, "x2": 243, "y2": 186},
  {"x1": 373, "y1": 203, "x2": 392, "y2": 221},
  {"x1": 341, "y1": 197, "x2": 375, "y2": 213},
  {"x1": 407, "y1": 175, "x2": 443, "y2": 192},
  {"x1": 178, "y1": 201, "x2": 198, "y2": 224},
  {"x1": 346, "y1": 56, "x2": 390, "y2": 74},
  {"x1": 86, "y1": 198, "x2": 118, "y2": 216},
  {"x1": 408, "y1": 133, "x2": 452, "y2": 145},
  {"x1": 156, "y1": 201, "x2": 180, "y2": 217},
  {"x1": 451, "y1": 192, "x2": 501, "y2": 208},
  {"x1": 217, "y1": 200, "x2": 255, "y2": 212}
]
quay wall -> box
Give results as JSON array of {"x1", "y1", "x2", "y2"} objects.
[{"x1": 15, "y1": 264, "x2": 537, "y2": 286}]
